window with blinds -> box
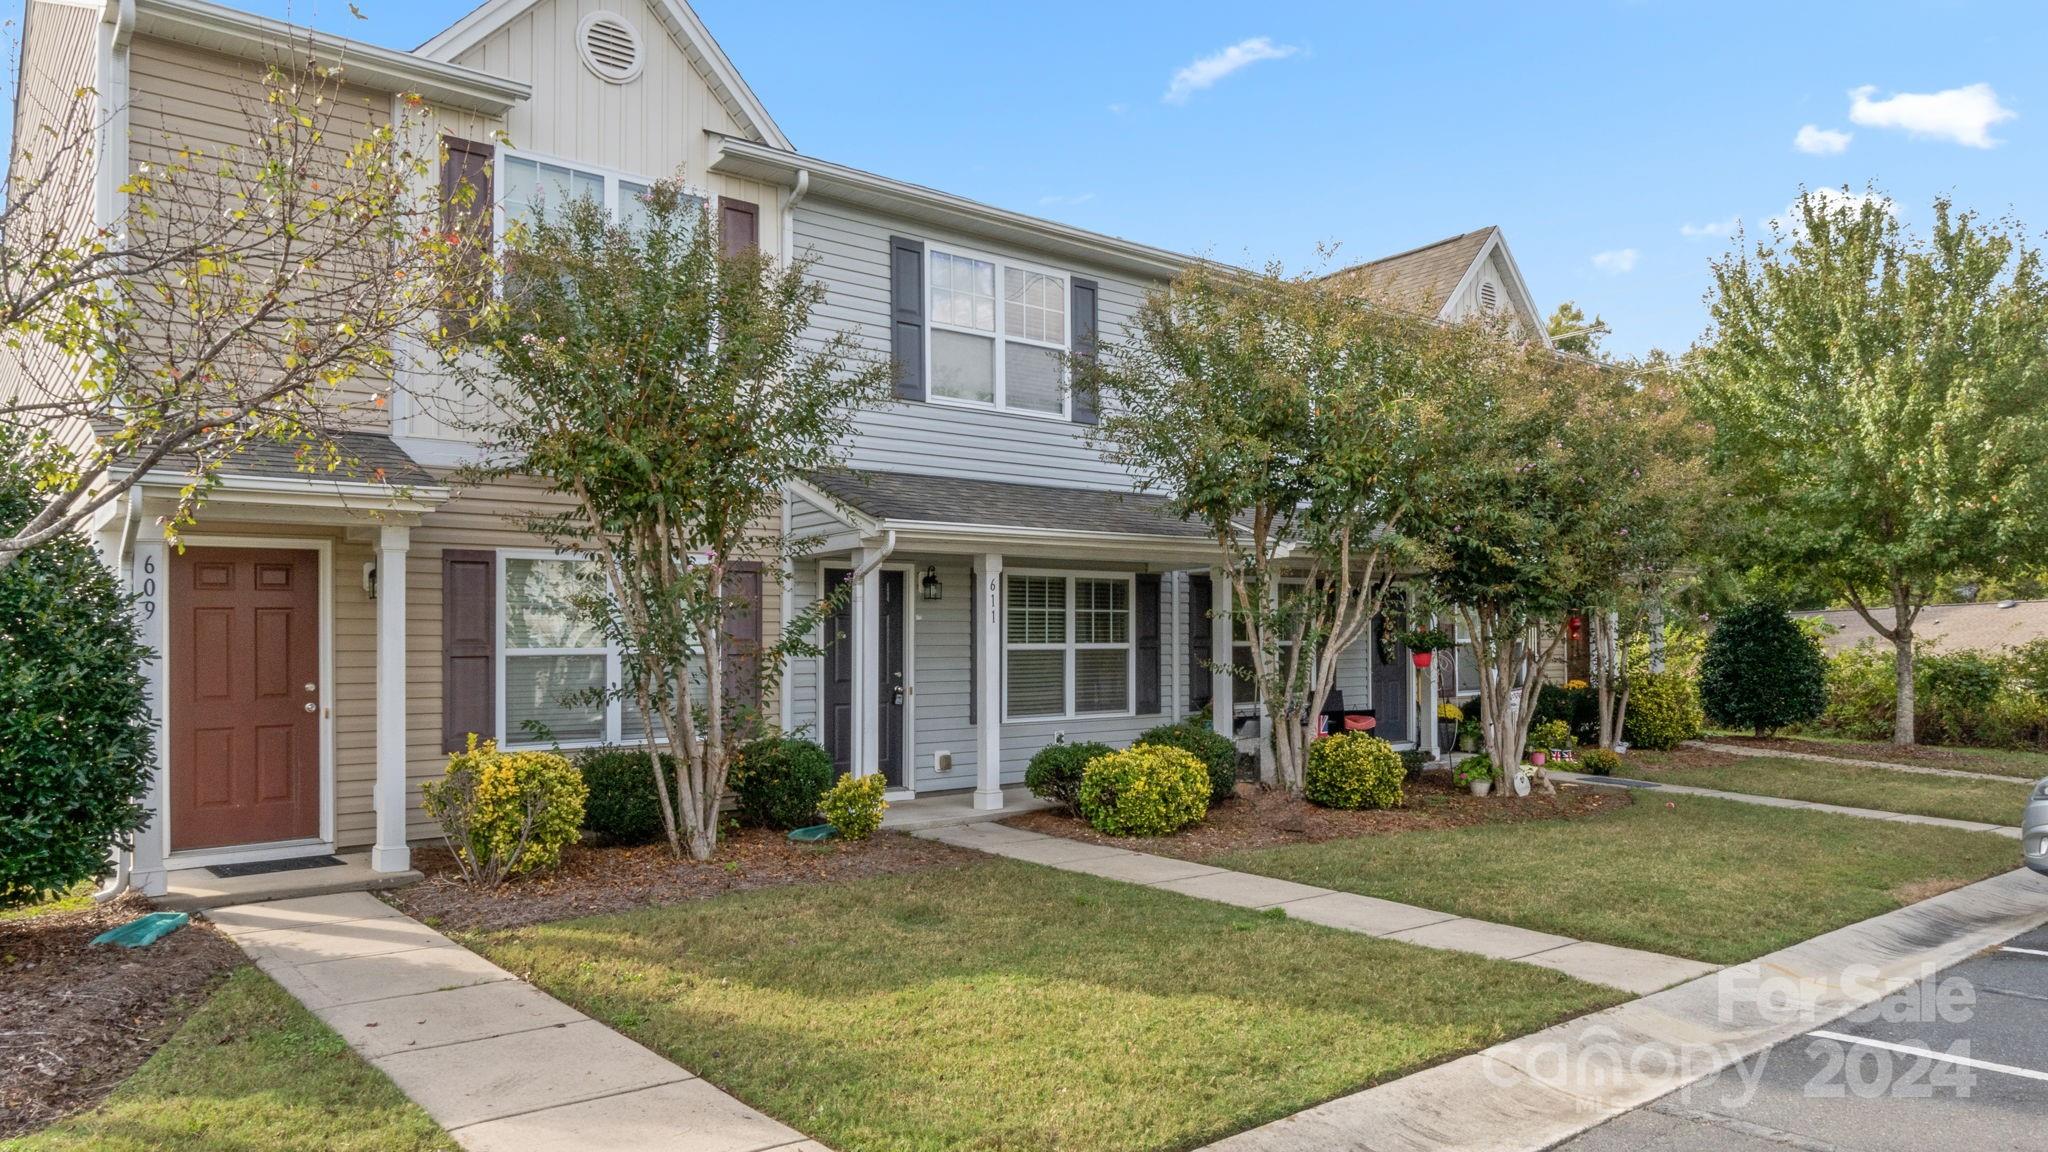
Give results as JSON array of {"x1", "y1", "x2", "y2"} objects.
[
  {"x1": 1004, "y1": 573, "x2": 1133, "y2": 720},
  {"x1": 502, "y1": 556, "x2": 608, "y2": 745}
]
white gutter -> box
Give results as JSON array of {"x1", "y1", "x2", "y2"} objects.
[
  {"x1": 851, "y1": 530, "x2": 897, "y2": 581},
  {"x1": 777, "y1": 496, "x2": 795, "y2": 732}
]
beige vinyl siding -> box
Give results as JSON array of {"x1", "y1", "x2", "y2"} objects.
[
  {"x1": 451, "y1": 0, "x2": 781, "y2": 253},
  {"x1": 124, "y1": 35, "x2": 397, "y2": 432},
  {"x1": 2, "y1": 1, "x2": 103, "y2": 456}
]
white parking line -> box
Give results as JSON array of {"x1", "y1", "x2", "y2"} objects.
[
  {"x1": 1806, "y1": 1030, "x2": 2048, "y2": 1084},
  {"x1": 2000, "y1": 945, "x2": 2048, "y2": 958}
]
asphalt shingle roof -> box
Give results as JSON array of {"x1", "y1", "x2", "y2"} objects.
[
  {"x1": 808, "y1": 469, "x2": 1216, "y2": 541},
  {"x1": 1321, "y1": 227, "x2": 1497, "y2": 317},
  {"x1": 1802, "y1": 601, "x2": 2048, "y2": 655}
]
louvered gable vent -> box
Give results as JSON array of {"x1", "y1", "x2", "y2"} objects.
[
  {"x1": 578, "y1": 12, "x2": 644, "y2": 83},
  {"x1": 1478, "y1": 281, "x2": 1499, "y2": 312}
]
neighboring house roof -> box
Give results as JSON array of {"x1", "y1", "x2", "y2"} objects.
[
  {"x1": 1802, "y1": 601, "x2": 2048, "y2": 654},
  {"x1": 805, "y1": 470, "x2": 1216, "y2": 542},
  {"x1": 1324, "y1": 228, "x2": 1496, "y2": 316},
  {"x1": 128, "y1": 0, "x2": 530, "y2": 113},
  {"x1": 417, "y1": 0, "x2": 789, "y2": 150}
]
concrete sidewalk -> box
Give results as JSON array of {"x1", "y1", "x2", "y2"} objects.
[
  {"x1": 208, "y1": 893, "x2": 821, "y2": 1152},
  {"x1": 916, "y1": 822, "x2": 1718, "y2": 995},
  {"x1": 1199, "y1": 866, "x2": 2048, "y2": 1152},
  {"x1": 1689, "y1": 739, "x2": 2030, "y2": 784},
  {"x1": 1549, "y1": 767, "x2": 2024, "y2": 836}
]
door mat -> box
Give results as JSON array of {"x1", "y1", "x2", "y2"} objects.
[{"x1": 208, "y1": 855, "x2": 346, "y2": 879}]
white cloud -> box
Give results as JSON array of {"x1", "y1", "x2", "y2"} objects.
[
  {"x1": 1591, "y1": 248, "x2": 1639, "y2": 274},
  {"x1": 1681, "y1": 216, "x2": 1740, "y2": 239},
  {"x1": 1848, "y1": 83, "x2": 2015, "y2": 148},
  {"x1": 1163, "y1": 37, "x2": 1299, "y2": 104},
  {"x1": 1038, "y1": 192, "x2": 1096, "y2": 207},
  {"x1": 1794, "y1": 124, "x2": 1852, "y2": 154}
]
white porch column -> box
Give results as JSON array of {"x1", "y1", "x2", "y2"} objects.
[
  {"x1": 1420, "y1": 663, "x2": 1439, "y2": 757},
  {"x1": 853, "y1": 549, "x2": 881, "y2": 778},
  {"x1": 371, "y1": 526, "x2": 411, "y2": 873},
  {"x1": 1209, "y1": 567, "x2": 1233, "y2": 742},
  {"x1": 130, "y1": 537, "x2": 169, "y2": 896},
  {"x1": 973, "y1": 553, "x2": 1004, "y2": 809}
]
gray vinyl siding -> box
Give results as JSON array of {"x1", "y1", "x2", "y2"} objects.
[{"x1": 793, "y1": 198, "x2": 1156, "y2": 492}]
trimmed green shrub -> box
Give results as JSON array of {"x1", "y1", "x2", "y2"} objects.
[
  {"x1": 1078, "y1": 745, "x2": 1210, "y2": 836},
  {"x1": 1304, "y1": 733, "x2": 1404, "y2": 810},
  {"x1": 1700, "y1": 600, "x2": 1826, "y2": 736},
  {"x1": 1024, "y1": 740, "x2": 1114, "y2": 813},
  {"x1": 1532, "y1": 683, "x2": 1599, "y2": 745},
  {"x1": 1137, "y1": 719, "x2": 1237, "y2": 802},
  {"x1": 1530, "y1": 718, "x2": 1574, "y2": 752},
  {"x1": 1577, "y1": 747, "x2": 1622, "y2": 777},
  {"x1": 575, "y1": 747, "x2": 670, "y2": 844},
  {"x1": 0, "y1": 459, "x2": 153, "y2": 908},
  {"x1": 1623, "y1": 671, "x2": 1704, "y2": 750},
  {"x1": 818, "y1": 773, "x2": 887, "y2": 840},
  {"x1": 423, "y1": 737, "x2": 588, "y2": 886},
  {"x1": 1399, "y1": 748, "x2": 1433, "y2": 778},
  {"x1": 733, "y1": 736, "x2": 833, "y2": 830},
  {"x1": 1818, "y1": 644, "x2": 1897, "y2": 740}
]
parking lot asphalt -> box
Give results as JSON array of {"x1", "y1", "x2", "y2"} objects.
[{"x1": 1553, "y1": 924, "x2": 2048, "y2": 1151}]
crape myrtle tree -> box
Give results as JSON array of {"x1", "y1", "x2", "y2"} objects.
[
  {"x1": 1077, "y1": 261, "x2": 1451, "y2": 794},
  {"x1": 0, "y1": 41, "x2": 482, "y2": 570},
  {"x1": 1692, "y1": 189, "x2": 2048, "y2": 744},
  {"x1": 463, "y1": 179, "x2": 890, "y2": 861},
  {"x1": 1412, "y1": 321, "x2": 1657, "y2": 789}
]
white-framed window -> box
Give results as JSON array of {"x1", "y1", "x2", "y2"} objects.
[
  {"x1": 498, "y1": 150, "x2": 699, "y2": 237},
  {"x1": 1004, "y1": 572, "x2": 1133, "y2": 720},
  {"x1": 499, "y1": 552, "x2": 616, "y2": 748},
  {"x1": 927, "y1": 245, "x2": 1070, "y2": 418},
  {"x1": 1452, "y1": 613, "x2": 1481, "y2": 696}
]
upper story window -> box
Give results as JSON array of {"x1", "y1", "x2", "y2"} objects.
[
  {"x1": 928, "y1": 247, "x2": 1069, "y2": 418},
  {"x1": 499, "y1": 153, "x2": 689, "y2": 237}
]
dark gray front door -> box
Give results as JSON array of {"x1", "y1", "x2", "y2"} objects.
[
  {"x1": 823, "y1": 568, "x2": 906, "y2": 786},
  {"x1": 1369, "y1": 614, "x2": 1410, "y2": 743}
]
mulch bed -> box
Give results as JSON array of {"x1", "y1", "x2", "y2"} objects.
[
  {"x1": 385, "y1": 827, "x2": 975, "y2": 933},
  {"x1": 1003, "y1": 772, "x2": 1630, "y2": 862},
  {"x1": 0, "y1": 895, "x2": 243, "y2": 1138}
]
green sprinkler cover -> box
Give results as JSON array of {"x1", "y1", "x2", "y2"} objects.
[
  {"x1": 788, "y1": 824, "x2": 838, "y2": 842},
  {"x1": 91, "y1": 911, "x2": 191, "y2": 949}
]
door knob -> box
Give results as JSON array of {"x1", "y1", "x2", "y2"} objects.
[{"x1": 304, "y1": 702, "x2": 317, "y2": 713}]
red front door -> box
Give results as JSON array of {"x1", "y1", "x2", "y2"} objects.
[{"x1": 169, "y1": 547, "x2": 322, "y2": 851}]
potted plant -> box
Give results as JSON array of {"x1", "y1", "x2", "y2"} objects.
[
  {"x1": 1436, "y1": 701, "x2": 1463, "y2": 751},
  {"x1": 1453, "y1": 754, "x2": 1494, "y2": 797},
  {"x1": 1457, "y1": 714, "x2": 1481, "y2": 752},
  {"x1": 1530, "y1": 719, "x2": 1572, "y2": 767},
  {"x1": 1400, "y1": 627, "x2": 1455, "y2": 670}
]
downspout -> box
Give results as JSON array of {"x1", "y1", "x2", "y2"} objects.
[
  {"x1": 852, "y1": 529, "x2": 897, "y2": 580},
  {"x1": 778, "y1": 497, "x2": 795, "y2": 733},
  {"x1": 95, "y1": 491, "x2": 144, "y2": 903},
  {"x1": 779, "y1": 167, "x2": 809, "y2": 266}
]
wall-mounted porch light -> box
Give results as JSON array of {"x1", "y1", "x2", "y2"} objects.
[{"x1": 920, "y1": 565, "x2": 943, "y2": 601}]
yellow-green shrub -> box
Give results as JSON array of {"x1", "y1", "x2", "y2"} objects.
[
  {"x1": 1623, "y1": 671, "x2": 1704, "y2": 750},
  {"x1": 1078, "y1": 745, "x2": 1209, "y2": 836},
  {"x1": 422, "y1": 737, "x2": 587, "y2": 887},
  {"x1": 1304, "y1": 733, "x2": 1404, "y2": 810},
  {"x1": 818, "y1": 773, "x2": 888, "y2": 840}
]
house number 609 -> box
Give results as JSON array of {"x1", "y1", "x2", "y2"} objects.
[{"x1": 138, "y1": 555, "x2": 157, "y2": 619}]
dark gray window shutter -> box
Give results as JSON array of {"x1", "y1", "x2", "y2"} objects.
[
  {"x1": 720, "y1": 197, "x2": 759, "y2": 256},
  {"x1": 1070, "y1": 276, "x2": 1100, "y2": 425},
  {"x1": 890, "y1": 236, "x2": 926, "y2": 401},
  {"x1": 1186, "y1": 572, "x2": 1212, "y2": 712},
  {"x1": 722, "y1": 562, "x2": 766, "y2": 726},
  {"x1": 442, "y1": 550, "x2": 496, "y2": 752},
  {"x1": 967, "y1": 565, "x2": 978, "y2": 726},
  {"x1": 1135, "y1": 573, "x2": 1161, "y2": 714}
]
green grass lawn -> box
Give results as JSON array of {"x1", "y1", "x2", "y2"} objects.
[
  {"x1": 1714, "y1": 733, "x2": 2048, "y2": 779},
  {"x1": 1620, "y1": 751, "x2": 2034, "y2": 827},
  {"x1": 0, "y1": 882, "x2": 95, "y2": 922},
  {"x1": 1218, "y1": 794, "x2": 2019, "y2": 965},
  {"x1": 466, "y1": 858, "x2": 1622, "y2": 1152},
  {"x1": 4, "y1": 968, "x2": 455, "y2": 1152}
]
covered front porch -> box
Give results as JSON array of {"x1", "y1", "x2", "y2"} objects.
[{"x1": 785, "y1": 470, "x2": 1436, "y2": 812}]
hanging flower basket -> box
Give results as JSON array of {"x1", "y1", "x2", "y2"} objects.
[{"x1": 1411, "y1": 650, "x2": 1433, "y2": 669}]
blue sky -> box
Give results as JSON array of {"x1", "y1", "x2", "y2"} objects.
[{"x1": 11, "y1": 0, "x2": 2045, "y2": 356}]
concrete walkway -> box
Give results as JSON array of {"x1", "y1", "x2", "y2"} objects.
[
  {"x1": 1689, "y1": 739, "x2": 2031, "y2": 784},
  {"x1": 1198, "y1": 865, "x2": 2048, "y2": 1152},
  {"x1": 915, "y1": 822, "x2": 1718, "y2": 995},
  {"x1": 208, "y1": 892, "x2": 821, "y2": 1152},
  {"x1": 1549, "y1": 767, "x2": 2025, "y2": 837}
]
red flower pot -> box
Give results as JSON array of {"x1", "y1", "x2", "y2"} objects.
[{"x1": 1411, "y1": 650, "x2": 1433, "y2": 668}]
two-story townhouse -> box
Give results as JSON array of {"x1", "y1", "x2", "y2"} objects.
[{"x1": 14, "y1": 0, "x2": 1557, "y2": 896}]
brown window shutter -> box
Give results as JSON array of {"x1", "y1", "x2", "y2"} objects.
[
  {"x1": 439, "y1": 136, "x2": 494, "y2": 335},
  {"x1": 442, "y1": 550, "x2": 496, "y2": 752},
  {"x1": 721, "y1": 562, "x2": 766, "y2": 728},
  {"x1": 719, "y1": 197, "x2": 759, "y2": 256}
]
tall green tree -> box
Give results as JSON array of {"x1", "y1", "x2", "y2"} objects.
[
  {"x1": 1545, "y1": 300, "x2": 1609, "y2": 356},
  {"x1": 1692, "y1": 189, "x2": 2048, "y2": 744},
  {"x1": 1079, "y1": 263, "x2": 1452, "y2": 794},
  {"x1": 464, "y1": 180, "x2": 889, "y2": 861}
]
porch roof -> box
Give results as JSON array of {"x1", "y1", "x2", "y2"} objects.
[{"x1": 805, "y1": 469, "x2": 1217, "y2": 543}]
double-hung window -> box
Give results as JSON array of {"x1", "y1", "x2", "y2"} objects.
[
  {"x1": 500, "y1": 554, "x2": 613, "y2": 747},
  {"x1": 500, "y1": 153, "x2": 694, "y2": 236},
  {"x1": 928, "y1": 247, "x2": 1069, "y2": 417},
  {"x1": 1452, "y1": 613, "x2": 1481, "y2": 696},
  {"x1": 1004, "y1": 573, "x2": 1133, "y2": 719}
]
